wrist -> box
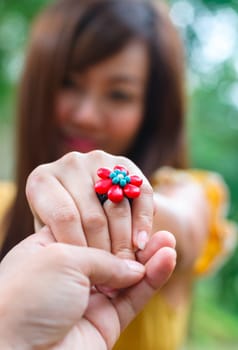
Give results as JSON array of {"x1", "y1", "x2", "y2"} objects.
[
  {"x1": 0, "y1": 292, "x2": 31, "y2": 350},
  {"x1": 0, "y1": 341, "x2": 30, "y2": 350},
  {"x1": 0, "y1": 329, "x2": 29, "y2": 350},
  {"x1": 0, "y1": 330, "x2": 31, "y2": 350}
]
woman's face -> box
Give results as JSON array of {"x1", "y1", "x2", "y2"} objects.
[{"x1": 55, "y1": 40, "x2": 149, "y2": 155}]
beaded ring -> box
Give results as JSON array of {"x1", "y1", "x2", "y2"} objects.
[{"x1": 94, "y1": 165, "x2": 143, "y2": 203}]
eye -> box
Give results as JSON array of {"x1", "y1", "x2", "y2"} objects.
[{"x1": 109, "y1": 90, "x2": 133, "y2": 102}]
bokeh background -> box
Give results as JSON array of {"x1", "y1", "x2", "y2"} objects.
[{"x1": 0, "y1": 0, "x2": 237, "y2": 348}]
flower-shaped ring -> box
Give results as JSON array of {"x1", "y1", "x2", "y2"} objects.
[{"x1": 94, "y1": 165, "x2": 143, "y2": 203}]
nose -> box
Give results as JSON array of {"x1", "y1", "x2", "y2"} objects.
[{"x1": 72, "y1": 95, "x2": 102, "y2": 128}]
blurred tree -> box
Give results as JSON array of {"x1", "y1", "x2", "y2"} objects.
[
  {"x1": 169, "y1": 0, "x2": 238, "y2": 320},
  {"x1": 169, "y1": 0, "x2": 238, "y2": 220},
  {"x1": 0, "y1": 0, "x2": 49, "y2": 122},
  {"x1": 0, "y1": 0, "x2": 49, "y2": 178}
]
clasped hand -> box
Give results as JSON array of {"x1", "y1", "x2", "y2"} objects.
[
  {"x1": 26, "y1": 150, "x2": 155, "y2": 259},
  {"x1": 0, "y1": 150, "x2": 177, "y2": 349},
  {"x1": 0, "y1": 227, "x2": 176, "y2": 350}
]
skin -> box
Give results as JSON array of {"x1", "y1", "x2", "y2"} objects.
[
  {"x1": 0, "y1": 228, "x2": 176, "y2": 350},
  {"x1": 26, "y1": 41, "x2": 153, "y2": 260},
  {"x1": 0, "y1": 12, "x2": 210, "y2": 350},
  {"x1": 26, "y1": 150, "x2": 154, "y2": 260},
  {"x1": 56, "y1": 40, "x2": 148, "y2": 155},
  {"x1": 26, "y1": 40, "x2": 209, "y2": 307}
]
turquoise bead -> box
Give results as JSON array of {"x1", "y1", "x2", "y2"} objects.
[
  {"x1": 125, "y1": 176, "x2": 131, "y2": 183},
  {"x1": 112, "y1": 177, "x2": 119, "y2": 184},
  {"x1": 109, "y1": 171, "x2": 117, "y2": 179},
  {"x1": 120, "y1": 179, "x2": 127, "y2": 187},
  {"x1": 109, "y1": 169, "x2": 131, "y2": 188}
]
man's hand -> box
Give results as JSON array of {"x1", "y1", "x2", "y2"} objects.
[{"x1": 0, "y1": 227, "x2": 176, "y2": 350}]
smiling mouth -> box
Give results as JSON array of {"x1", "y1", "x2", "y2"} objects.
[{"x1": 62, "y1": 135, "x2": 100, "y2": 153}]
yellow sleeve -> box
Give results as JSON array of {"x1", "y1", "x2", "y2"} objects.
[
  {"x1": 151, "y1": 167, "x2": 237, "y2": 276},
  {"x1": 188, "y1": 170, "x2": 237, "y2": 276},
  {"x1": 0, "y1": 182, "x2": 15, "y2": 218},
  {"x1": 0, "y1": 182, "x2": 15, "y2": 246}
]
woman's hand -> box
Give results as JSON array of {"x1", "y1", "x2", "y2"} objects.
[
  {"x1": 26, "y1": 150, "x2": 154, "y2": 259},
  {"x1": 0, "y1": 228, "x2": 176, "y2": 350}
]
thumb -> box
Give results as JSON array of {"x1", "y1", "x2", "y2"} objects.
[{"x1": 49, "y1": 244, "x2": 146, "y2": 290}]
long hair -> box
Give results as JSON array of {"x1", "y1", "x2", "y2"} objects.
[{"x1": 1, "y1": 0, "x2": 186, "y2": 258}]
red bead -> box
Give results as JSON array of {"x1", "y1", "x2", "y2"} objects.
[
  {"x1": 124, "y1": 184, "x2": 140, "y2": 198},
  {"x1": 95, "y1": 179, "x2": 112, "y2": 194},
  {"x1": 108, "y1": 185, "x2": 124, "y2": 202},
  {"x1": 113, "y1": 165, "x2": 129, "y2": 174},
  {"x1": 130, "y1": 175, "x2": 143, "y2": 187},
  {"x1": 97, "y1": 167, "x2": 111, "y2": 179}
]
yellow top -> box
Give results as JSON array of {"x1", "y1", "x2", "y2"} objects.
[
  {"x1": 114, "y1": 288, "x2": 191, "y2": 350},
  {"x1": 0, "y1": 182, "x2": 15, "y2": 247},
  {"x1": 0, "y1": 169, "x2": 236, "y2": 350},
  {"x1": 115, "y1": 168, "x2": 237, "y2": 350}
]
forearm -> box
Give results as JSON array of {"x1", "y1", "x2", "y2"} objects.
[
  {"x1": 0, "y1": 340, "x2": 27, "y2": 350},
  {"x1": 153, "y1": 183, "x2": 209, "y2": 270},
  {"x1": 0, "y1": 298, "x2": 30, "y2": 350}
]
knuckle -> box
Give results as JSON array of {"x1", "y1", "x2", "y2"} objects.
[
  {"x1": 114, "y1": 156, "x2": 143, "y2": 174},
  {"x1": 62, "y1": 151, "x2": 81, "y2": 168},
  {"x1": 51, "y1": 205, "x2": 79, "y2": 225},
  {"x1": 114, "y1": 245, "x2": 135, "y2": 260},
  {"x1": 88, "y1": 149, "x2": 107, "y2": 158},
  {"x1": 83, "y1": 212, "x2": 107, "y2": 232},
  {"x1": 88, "y1": 150, "x2": 128, "y2": 165},
  {"x1": 88, "y1": 149, "x2": 110, "y2": 164},
  {"x1": 141, "y1": 183, "x2": 153, "y2": 197},
  {"x1": 26, "y1": 166, "x2": 49, "y2": 200},
  {"x1": 136, "y1": 212, "x2": 152, "y2": 229},
  {"x1": 116, "y1": 155, "x2": 134, "y2": 168}
]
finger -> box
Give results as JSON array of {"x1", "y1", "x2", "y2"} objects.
[
  {"x1": 0, "y1": 226, "x2": 56, "y2": 270},
  {"x1": 136, "y1": 230, "x2": 176, "y2": 264},
  {"x1": 105, "y1": 156, "x2": 154, "y2": 251},
  {"x1": 103, "y1": 199, "x2": 135, "y2": 260},
  {"x1": 48, "y1": 244, "x2": 145, "y2": 289},
  {"x1": 131, "y1": 177, "x2": 154, "y2": 250},
  {"x1": 66, "y1": 151, "x2": 150, "y2": 255},
  {"x1": 26, "y1": 166, "x2": 87, "y2": 245},
  {"x1": 99, "y1": 231, "x2": 176, "y2": 297},
  {"x1": 54, "y1": 152, "x2": 111, "y2": 251},
  {"x1": 6, "y1": 226, "x2": 56, "y2": 253},
  {"x1": 85, "y1": 244, "x2": 176, "y2": 349},
  {"x1": 22, "y1": 226, "x2": 56, "y2": 247},
  {"x1": 113, "y1": 245, "x2": 176, "y2": 332}
]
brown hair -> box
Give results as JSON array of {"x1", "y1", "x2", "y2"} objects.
[{"x1": 1, "y1": 0, "x2": 186, "y2": 258}]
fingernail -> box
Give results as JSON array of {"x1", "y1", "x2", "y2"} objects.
[
  {"x1": 137, "y1": 231, "x2": 149, "y2": 250},
  {"x1": 124, "y1": 259, "x2": 145, "y2": 273}
]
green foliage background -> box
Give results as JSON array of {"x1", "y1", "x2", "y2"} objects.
[{"x1": 0, "y1": 0, "x2": 238, "y2": 348}]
